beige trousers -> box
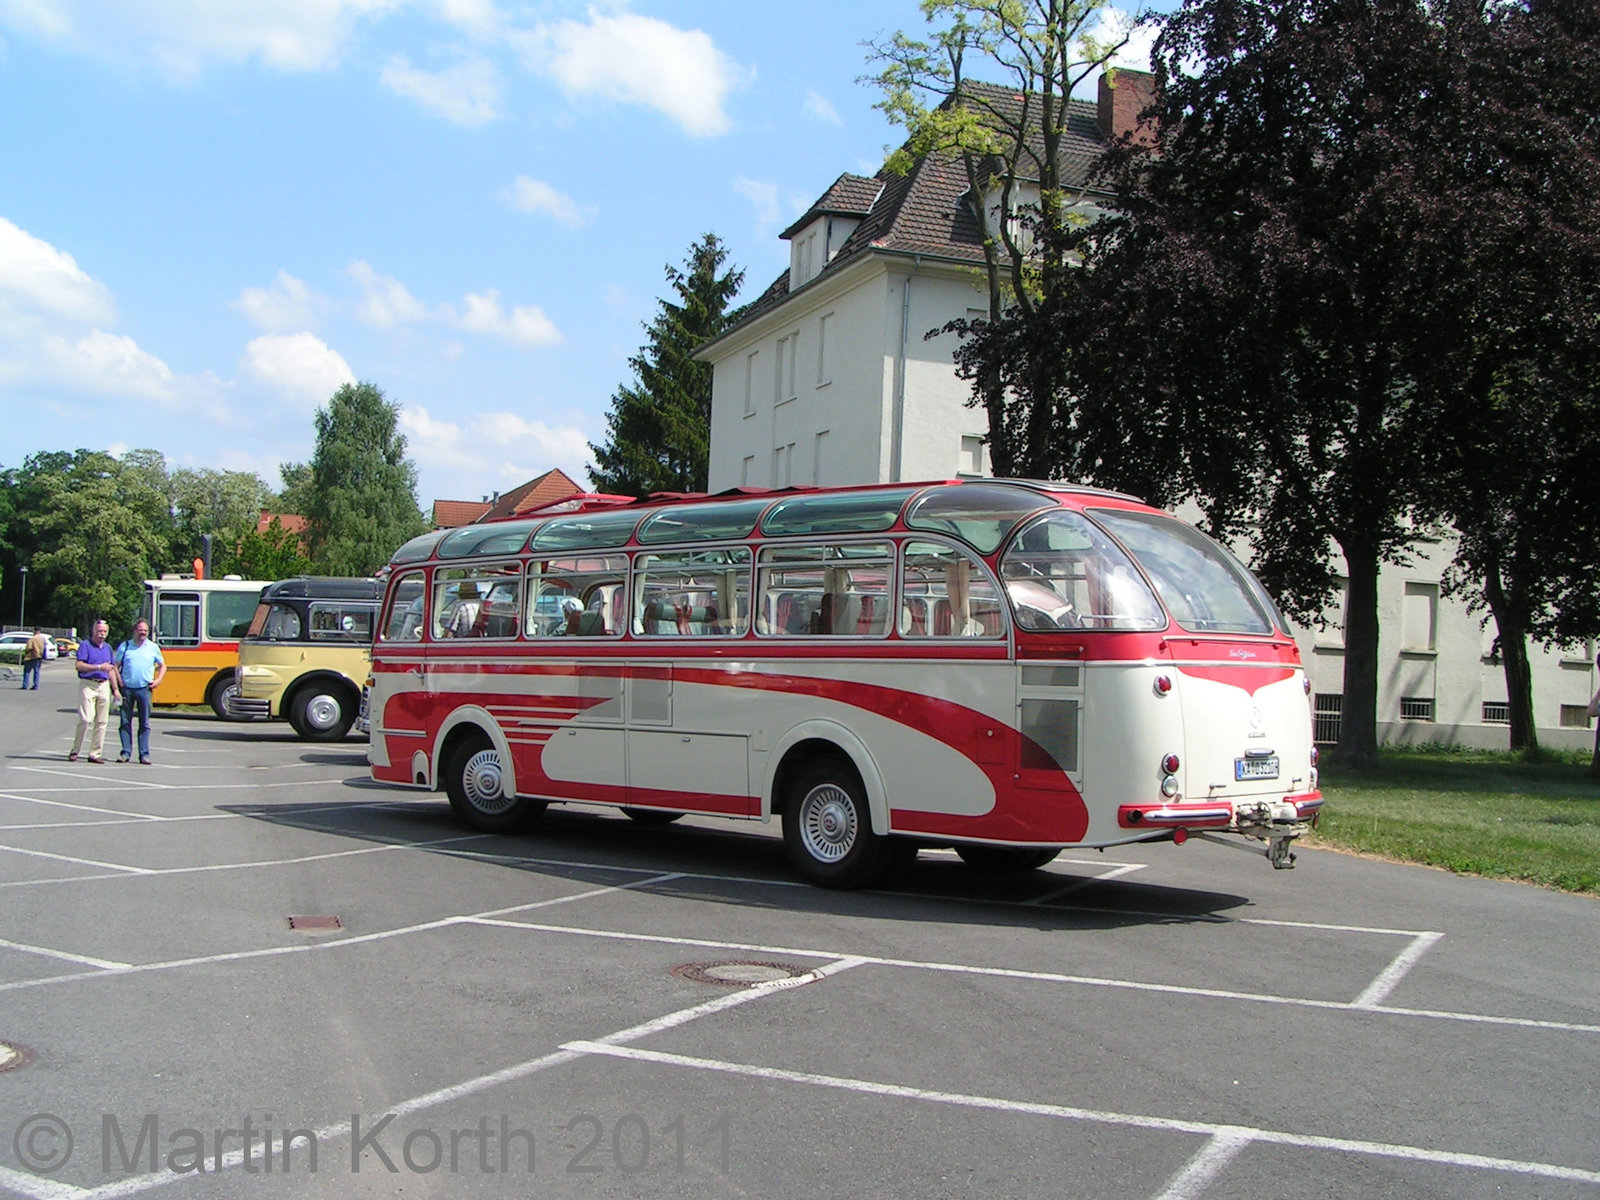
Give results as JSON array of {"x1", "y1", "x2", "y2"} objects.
[{"x1": 71, "y1": 679, "x2": 113, "y2": 759}]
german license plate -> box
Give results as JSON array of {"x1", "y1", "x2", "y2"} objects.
[{"x1": 1235, "y1": 755, "x2": 1279, "y2": 781}]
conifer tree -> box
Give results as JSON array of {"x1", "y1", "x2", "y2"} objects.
[{"x1": 590, "y1": 234, "x2": 744, "y2": 496}]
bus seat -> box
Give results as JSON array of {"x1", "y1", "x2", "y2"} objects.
[{"x1": 821, "y1": 593, "x2": 861, "y2": 635}]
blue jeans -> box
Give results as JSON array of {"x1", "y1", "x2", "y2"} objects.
[
  {"x1": 21, "y1": 660, "x2": 40, "y2": 689},
  {"x1": 120, "y1": 686, "x2": 153, "y2": 759}
]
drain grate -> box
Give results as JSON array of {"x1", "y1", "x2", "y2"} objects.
[
  {"x1": 671, "y1": 960, "x2": 809, "y2": 988},
  {"x1": 287, "y1": 915, "x2": 343, "y2": 932},
  {"x1": 0, "y1": 1040, "x2": 32, "y2": 1073}
]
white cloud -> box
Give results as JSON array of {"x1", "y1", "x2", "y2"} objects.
[
  {"x1": 39, "y1": 329, "x2": 175, "y2": 400},
  {"x1": 0, "y1": 216, "x2": 116, "y2": 326},
  {"x1": 346, "y1": 260, "x2": 430, "y2": 328},
  {"x1": 431, "y1": 0, "x2": 500, "y2": 38},
  {"x1": 733, "y1": 177, "x2": 782, "y2": 230},
  {"x1": 804, "y1": 90, "x2": 842, "y2": 126},
  {"x1": 380, "y1": 55, "x2": 500, "y2": 125},
  {"x1": 400, "y1": 402, "x2": 594, "y2": 494},
  {"x1": 501, "y1": 176, "x2": 594, "y2": 228},
  {"x1": 240, "y1": 332, "x2": 354, "y2": 404},
  {"x1": 450, "y1": 289, "x2": 562, "y2": 347},
  {"x1": 1079, "y1": 7, "x2": 1161, "y2": 94},
  {"x1": 518, "y1": 9, "x2": 750, "y2": 137},
  {"x1": 231, "y1": 270, "x2": 324, "y2": 332},
  {"x1": 0, "y1": 0, "x2": 403, "y2": 76}
]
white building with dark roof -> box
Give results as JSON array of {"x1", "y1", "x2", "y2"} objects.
[{"x1": 698, "y1": 73, "x2": 1600, "y2": 751}]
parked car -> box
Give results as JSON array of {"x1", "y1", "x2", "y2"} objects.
[
  {"x1": 0, "y1": 631, "x2": 58, "y2": 659},
  {"x1": 54, "y1": 635, "x2": 78, "y2": 656}
]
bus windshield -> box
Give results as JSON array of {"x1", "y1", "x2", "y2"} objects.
[{"x1": 1088, "y1": 509, "x2": 1278, "y2": 635}]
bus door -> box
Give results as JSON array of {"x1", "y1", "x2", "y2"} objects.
[
  {"x1": 625, "y1": 548, "x2": 755, "y2": 816},
  {"x1": 526, "y1": 559, "x2": 627, "y2": 796}
]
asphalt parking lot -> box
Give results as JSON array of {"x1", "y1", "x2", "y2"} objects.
[{"x1": 1, "y1": 668, "x2": 1597, "y2": 1199}]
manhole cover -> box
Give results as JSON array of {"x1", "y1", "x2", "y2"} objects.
[
  {"x1": 0, "y1": 1041, "x2": 32, "y2": 1073},
  {"x1": 671, "y1": 961, "x2": 809, "y2": 987}
]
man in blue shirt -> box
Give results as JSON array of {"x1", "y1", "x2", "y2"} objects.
[
  {"x1": 115, "y1": 619, "x2": 166, "y2": 764},
  {"x1": 69, "y1": 620, "x2": 120, "y2": 763}
]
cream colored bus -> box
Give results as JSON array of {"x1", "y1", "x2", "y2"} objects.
[{"x1": 228, "y1": 576, "x2": 382, "y2": 740}]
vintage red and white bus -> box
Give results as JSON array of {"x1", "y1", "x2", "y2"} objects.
[{"x1": 365, "y1": 481, "x2": 1321, "y2": 888}]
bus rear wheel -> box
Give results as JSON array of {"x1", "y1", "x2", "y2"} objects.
[
  {"x1": 288, "y1": 685, "x2": 354, "y2": 741},
  {"x1": 955, "y1": 846, "x2": 1060, "y2": 872},
  {"x1": 782, "y1": 755, "x2": 897, "y2": 890},
  {"x1": 444, "y1": 732, "x2": 545, "y2": 833}
]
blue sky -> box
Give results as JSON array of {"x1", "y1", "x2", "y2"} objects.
[{"x1": 0, "y1": 1, "x2": 1154, "y2": 509}]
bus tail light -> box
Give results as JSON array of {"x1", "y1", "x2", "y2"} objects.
[
  {"x1": 1160, "y1": 775, "x2": 1180, "y2": 798},
  {"x1": 1161, "y1": 753, "x2": 1180, "y2": 774},
  {"x1": 1154, "y1": 674, "x2": 1173, "y2": 695},
  {"x1": 1172, "y1": 827, "x2": 1188, "y2": 845}
]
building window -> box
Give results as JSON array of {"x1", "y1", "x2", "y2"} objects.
[
  {"x1": 1315, "y1": 579, "x2": 1348, "y2": 648},
  {"x1": 1402, "y1": 582, "x2": 1438, "y2": 652},
  {"x1": 813, "y1": 430, "x2": 829, "y2": 485},
  {"x1": 958, "y1": 434, "x2": 987, "y2": 477},
  {"x1": 775, "y1": 332, "x2": 798, "y2": 403},
  {"x1": 773, "y1": 443, "x2": 794, "y2": 487},
  {"x1": 743, "y1": 351, "x2": 759, "y2": 417},
  {"x1": 1313, "y1": 694, "x2": 1342, "y2": 744},
  {"x1": 1482, "y1": 700, "x2": 1510, "y2": 725},
  {"x1": 816, "y1": 312, "x2": 832, "y2": 387},
  {"x1": 741, "y1": 455, "x2": 755, "y2": 486},
  {"x1": 1561, "y1": 638, "x2": 1597, "y2": 664},
  {"x1": 1400, "y1": 697, "x2": 1435, "y2": 722},
  {"x1": 1560, "y1": 704, "x2": 1592, "y2": 729}
]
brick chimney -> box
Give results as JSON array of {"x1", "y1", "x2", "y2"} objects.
[{"x1": 1097, "y1": 68, "x2": 1156, "y2": 145}]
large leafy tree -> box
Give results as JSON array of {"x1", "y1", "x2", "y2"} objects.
[
  {"x1": 295, "y1": 382, "x2": 427, "y2": 576},
  {"x1": 956, "y1": 0, "x2": 1600, "y2": 766},
  {"x1": 31, "y1": 451, "x2": 164, "y2": 629},
  {"x1": 170, "y1": 468, "x2": 275, "y2": 573},
  {"x1": 590, "y1": 233, "x2": 745, "y2": 496},
  {"x1": 866, "y1": 0, "x2": 1146, "y2": 477},
  {"x1": 1413, "y1": 0, "x2": 1600, "y2": 752}
]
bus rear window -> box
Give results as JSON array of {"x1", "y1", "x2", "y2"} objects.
[
  {"x1": 1000, "y1": 512, "x2": 1165, "y2": 631},
  {"x1": 1088, "y1": 509, "x2": 1277, "y2": 635}
]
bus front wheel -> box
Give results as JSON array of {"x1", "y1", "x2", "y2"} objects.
[
  {"x1": 782, "y1": 755, "x2": 897, "y2": 890},
  {"x1": 444, "y1": 733, "x2": 545, "y2": 833},
  {"x1": 208, "y1": 676, "x2": 247, "y2": 721}
]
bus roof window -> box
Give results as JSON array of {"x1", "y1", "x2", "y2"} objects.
[
  {"x1": 759, "y1": 488, "x2": 917, "y2": 537},
  {"x1": 637, "y1": 499, "x2": 769, "y2": 545},
  {"x1": 391, "y1": 528, "x2": 451, "y2": 564},
  {"x1": 529, "y1": 509, "x2": 643, "y2": 552},
  {"x1": 904, "y1": 483, "x2": 1053, "y2": 554},
  {"x1": 438, "y1": 519, "x2": 543, "y2": 559}
]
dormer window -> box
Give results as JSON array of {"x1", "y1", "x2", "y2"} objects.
[{"x1": 787, "y1": 215, "x2": 863, "y2": 290}]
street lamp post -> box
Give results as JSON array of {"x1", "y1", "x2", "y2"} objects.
[{"x1": 17, "y1": 565, "x2": 26, "y2": 630}]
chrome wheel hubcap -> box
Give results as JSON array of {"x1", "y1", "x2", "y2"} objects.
[
  {"x1": 462, "y1": 748, "x2": 511, "y2": 814},
  {"x1": 799, "y1": 784, "x2": 857, "y2": 862}
]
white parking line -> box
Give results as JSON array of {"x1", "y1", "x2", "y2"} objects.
[
  {"x1": 0, "y1": 953, "x2": 862, "y2": 1200},
  {"x1": 0, "y1": 793, "x2": 165, "y2": 820},
  {"x1": 1151, "y1": 1131, "x2": 1253, "y2": 1200},
  {"x1": 1352, "y1": 931, "x2": 1445, "y2": 1008},
  {"x1": 0, "y1": 936, "x2": 132, "y2": 970},
  {"x1": 563, "y1": 1041, "x2": 1600, "y2": 1188}
]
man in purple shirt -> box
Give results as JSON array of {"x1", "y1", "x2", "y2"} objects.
[{"x1": 68, "y1": 619, "x2": 121, "y2": 763}]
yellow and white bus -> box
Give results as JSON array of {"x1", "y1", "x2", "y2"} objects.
[
  {"x1": 228, "y1": 576, "x2": 382, "y2": 740},
  {"x1": 142, "y1": 577, "x2": 269, "y2": 717}
]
